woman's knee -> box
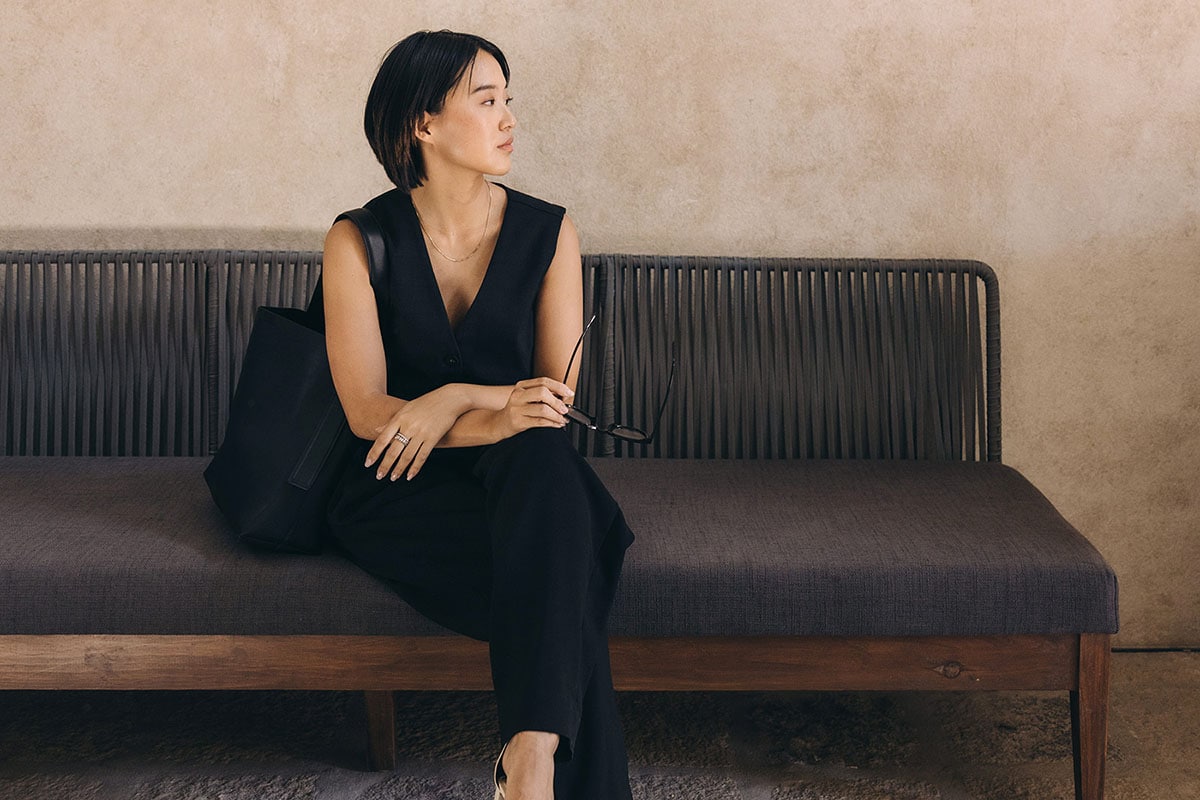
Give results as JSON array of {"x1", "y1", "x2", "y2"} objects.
[
  {"x1": 477, "y1": 426, "x2": 581, "y2": 476},
  {"x1": 508, "y1": 426, "x2": 576, "y2": 453}
]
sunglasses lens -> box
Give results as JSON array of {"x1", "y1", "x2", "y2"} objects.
[
  {"x1": 565, "y1": 407, "x2": 595, "y2": 425},
  {"x1": 609, "y1": 426, "x2": 649, "y2": 442}
]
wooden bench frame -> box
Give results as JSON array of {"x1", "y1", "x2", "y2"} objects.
[{"x1": 0, "y1": 632, "x2": 1110, "y2": 799}]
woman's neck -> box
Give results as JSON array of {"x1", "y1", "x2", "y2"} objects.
[{"x1": 409, "y1": 168, "x2": 491, "y2": 238}]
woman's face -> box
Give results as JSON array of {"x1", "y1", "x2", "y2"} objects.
[{"x1": 421, "y1": 50, "x2": 516, "y2": 177}]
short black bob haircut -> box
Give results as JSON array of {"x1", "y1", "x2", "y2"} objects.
[{"x1": 365, "y1": 30, "x2": 510, "y2": 192}]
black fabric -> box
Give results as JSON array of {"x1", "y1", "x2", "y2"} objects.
[
  {"x1": 207, "y1": 250, "x2": 328, "y2": 457},
  {"x1": 202, "y1": 305, "x2": 355, "y2": 553},
  {"x1": 326, "y1": 430, "x2": 635, "y2": 797},
  {"x1": 359, "y1": 184, "x2": 567, "y2": 398},
  {"x1": 325, "y1": 183, "x2": 636, "y2": 798},
  {"x1": 202, "y1": 208, "x2": 389, "y2": 553}
]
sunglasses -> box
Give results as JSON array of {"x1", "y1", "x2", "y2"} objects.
[{"x1": 561, "y1": 313, "x2": 677, "y2": 445}]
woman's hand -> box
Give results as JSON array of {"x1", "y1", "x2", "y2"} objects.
[
  {"x1": 365, "y1": 385, "x2": 466, "y2": 482},
  {"x1": 492, "y1": 377, "x2": 575, "y2": 440}
]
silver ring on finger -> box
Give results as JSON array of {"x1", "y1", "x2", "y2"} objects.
[{"x1": 393, "y1": 430, "x2": 410, "y2": 446}]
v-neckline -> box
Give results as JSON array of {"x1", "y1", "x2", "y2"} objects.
[{"x1": 407, "y1": 182, "x2": 511, "y2": 343}]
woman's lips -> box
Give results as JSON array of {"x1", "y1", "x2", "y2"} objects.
[{"x1": 498, "y1": 139, "x2": 513, "y2": 152}]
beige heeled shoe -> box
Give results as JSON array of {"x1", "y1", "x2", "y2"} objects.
[{"x1": 492, "y1": 738, "x2": 509, "y2": 799}]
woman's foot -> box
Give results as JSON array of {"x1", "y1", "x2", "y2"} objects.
[{"x1": 497, "y1": 730, "x2": 558, "y2": 799}]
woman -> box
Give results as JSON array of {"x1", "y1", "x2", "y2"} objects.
[{"x1": 320, "y1": 30, "x2": 636, "y2": 800}]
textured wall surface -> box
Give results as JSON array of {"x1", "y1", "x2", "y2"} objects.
[{"x1": 2, "y1": 1, "x2": 1196, "y2": 646}]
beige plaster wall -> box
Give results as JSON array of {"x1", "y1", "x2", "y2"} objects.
[{"x1": 2, "y1": 1, "x2": 1196, "y2": 646}]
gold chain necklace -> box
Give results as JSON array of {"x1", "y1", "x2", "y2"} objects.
[{"x1": 413, "y1": 183, "x2": 493, "y2": 263}]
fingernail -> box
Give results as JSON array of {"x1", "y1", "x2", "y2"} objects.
[
  {"x1": 406, "y1": 473, "x2": 414, "y2": 481},
  {"x1": 390, "y1": 474, "x2": 398, "y2": 481},
  {"x1": 376, "y1": 472, "x2": 383, "y2": 480},
  {"x1": 364, "y1": 457, "x2": 372, "y2": 467}
]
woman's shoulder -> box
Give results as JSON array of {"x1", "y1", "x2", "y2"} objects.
[
  {"x1": 360, "y1": 186, "x2": 410, "y2": 217},
  {"x1": 497, "y1": 183, "x2": 566, "y2": 222},
  {"x1": 327, "y1": 187, "x2": 408, "y2": 231}
]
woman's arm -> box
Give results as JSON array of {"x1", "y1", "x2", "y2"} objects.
[
  {"x1": 531, "y1": 213, "x2": 585, "y2": 393},
  {"x1": 323, "y1": 218, "x2": 403, "y2": 439}
]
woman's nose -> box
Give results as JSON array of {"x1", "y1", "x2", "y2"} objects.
[{"x1": 502, "y1": 105, "x2": 516, "y2": 131}]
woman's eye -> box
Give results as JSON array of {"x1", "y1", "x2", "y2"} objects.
[{"x1": 505, "y1": 96, "x2": 513, "y2": 105}]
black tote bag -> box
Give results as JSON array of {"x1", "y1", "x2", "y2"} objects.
[{"x1": 204, "y1": 207, "x2": 389, "y2": 554}]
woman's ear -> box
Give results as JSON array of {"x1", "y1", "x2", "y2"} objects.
[{"x1": 414, "y1": 111, "x2": 435, "y2": 144}]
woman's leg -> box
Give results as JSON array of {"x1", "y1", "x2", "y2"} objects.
[
  {"x1": 495, "y1": 615, "x2": 632, "y2": 800},
  {"x1": 548, "y1": 609, "x2": 632, "y2": 799},
  {"x1": 473, "y1": 427, "x2": 635, "y2": 799},
  {"x1": 327, "y1": 430, "x2": 636, "y2": 797},
  {"x1": 326, "y1": 443, "x2": 494, "y2": 641}
]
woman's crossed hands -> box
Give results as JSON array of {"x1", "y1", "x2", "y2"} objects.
[{"x1": 366, "y1": 377, "x2": 574, "y2": 482}]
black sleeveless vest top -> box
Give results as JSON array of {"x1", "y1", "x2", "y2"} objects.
[{"x1": 359, "y1": 183, "x2": 566, "y2": 401}]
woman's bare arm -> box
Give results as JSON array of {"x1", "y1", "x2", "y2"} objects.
[
  {"x1": 532, "y1": 213, "x2": 585, "y2": 392},
  {"x1": 322, "y1": 218, "x2": 399, "y2": 439}
]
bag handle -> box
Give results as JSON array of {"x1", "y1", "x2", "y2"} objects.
[{"x1": 307, "y1": 206, "x2": 391, "y2": 330}]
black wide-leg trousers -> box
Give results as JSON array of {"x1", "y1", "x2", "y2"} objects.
[{"x1": 326, "y1": 427, "x2": 636, "y2": 800}]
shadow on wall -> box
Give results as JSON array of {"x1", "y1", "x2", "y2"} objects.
[{"x1": 0, "y1": 228, "x2": 327, "y2": 251}]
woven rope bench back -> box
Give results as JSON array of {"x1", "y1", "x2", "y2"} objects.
[
  {"x1": 585, "y1": 255, "x2": 999, "y2": 461},
  {"x1": 1, "y1": 251, "x2": 998, "y2": 461},
  {"x1": 1, "y1": 250, "x2": 208, "y2": 455}
]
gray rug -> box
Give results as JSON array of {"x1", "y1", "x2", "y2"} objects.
[{"x1": 0, "y1": 653, "x2": 1194, "y2": 799}]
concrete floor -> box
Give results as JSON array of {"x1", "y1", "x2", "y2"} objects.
[{"x1": 0, "y1": 651, "x2": 1194, "y2": 799}]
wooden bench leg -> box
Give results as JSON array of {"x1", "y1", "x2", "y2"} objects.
[
  {"x1": 1070, "y1": 633, "x2": 1111, "y2": 800},
  {"x1": 364, "y1": 690, "x2": 397, "y2": 771}
]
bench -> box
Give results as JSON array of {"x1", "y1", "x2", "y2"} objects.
[{"x1": 0, "y1": 249, "x2": 1119, "y2": 799}]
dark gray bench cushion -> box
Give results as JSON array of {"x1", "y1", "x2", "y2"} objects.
[
  {"x1": 594, "y1": 459, "x2": 1117, "y2": 636},
  {"x1": 0, "y1": 457, "x2": 1117, "y2": 637}
]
